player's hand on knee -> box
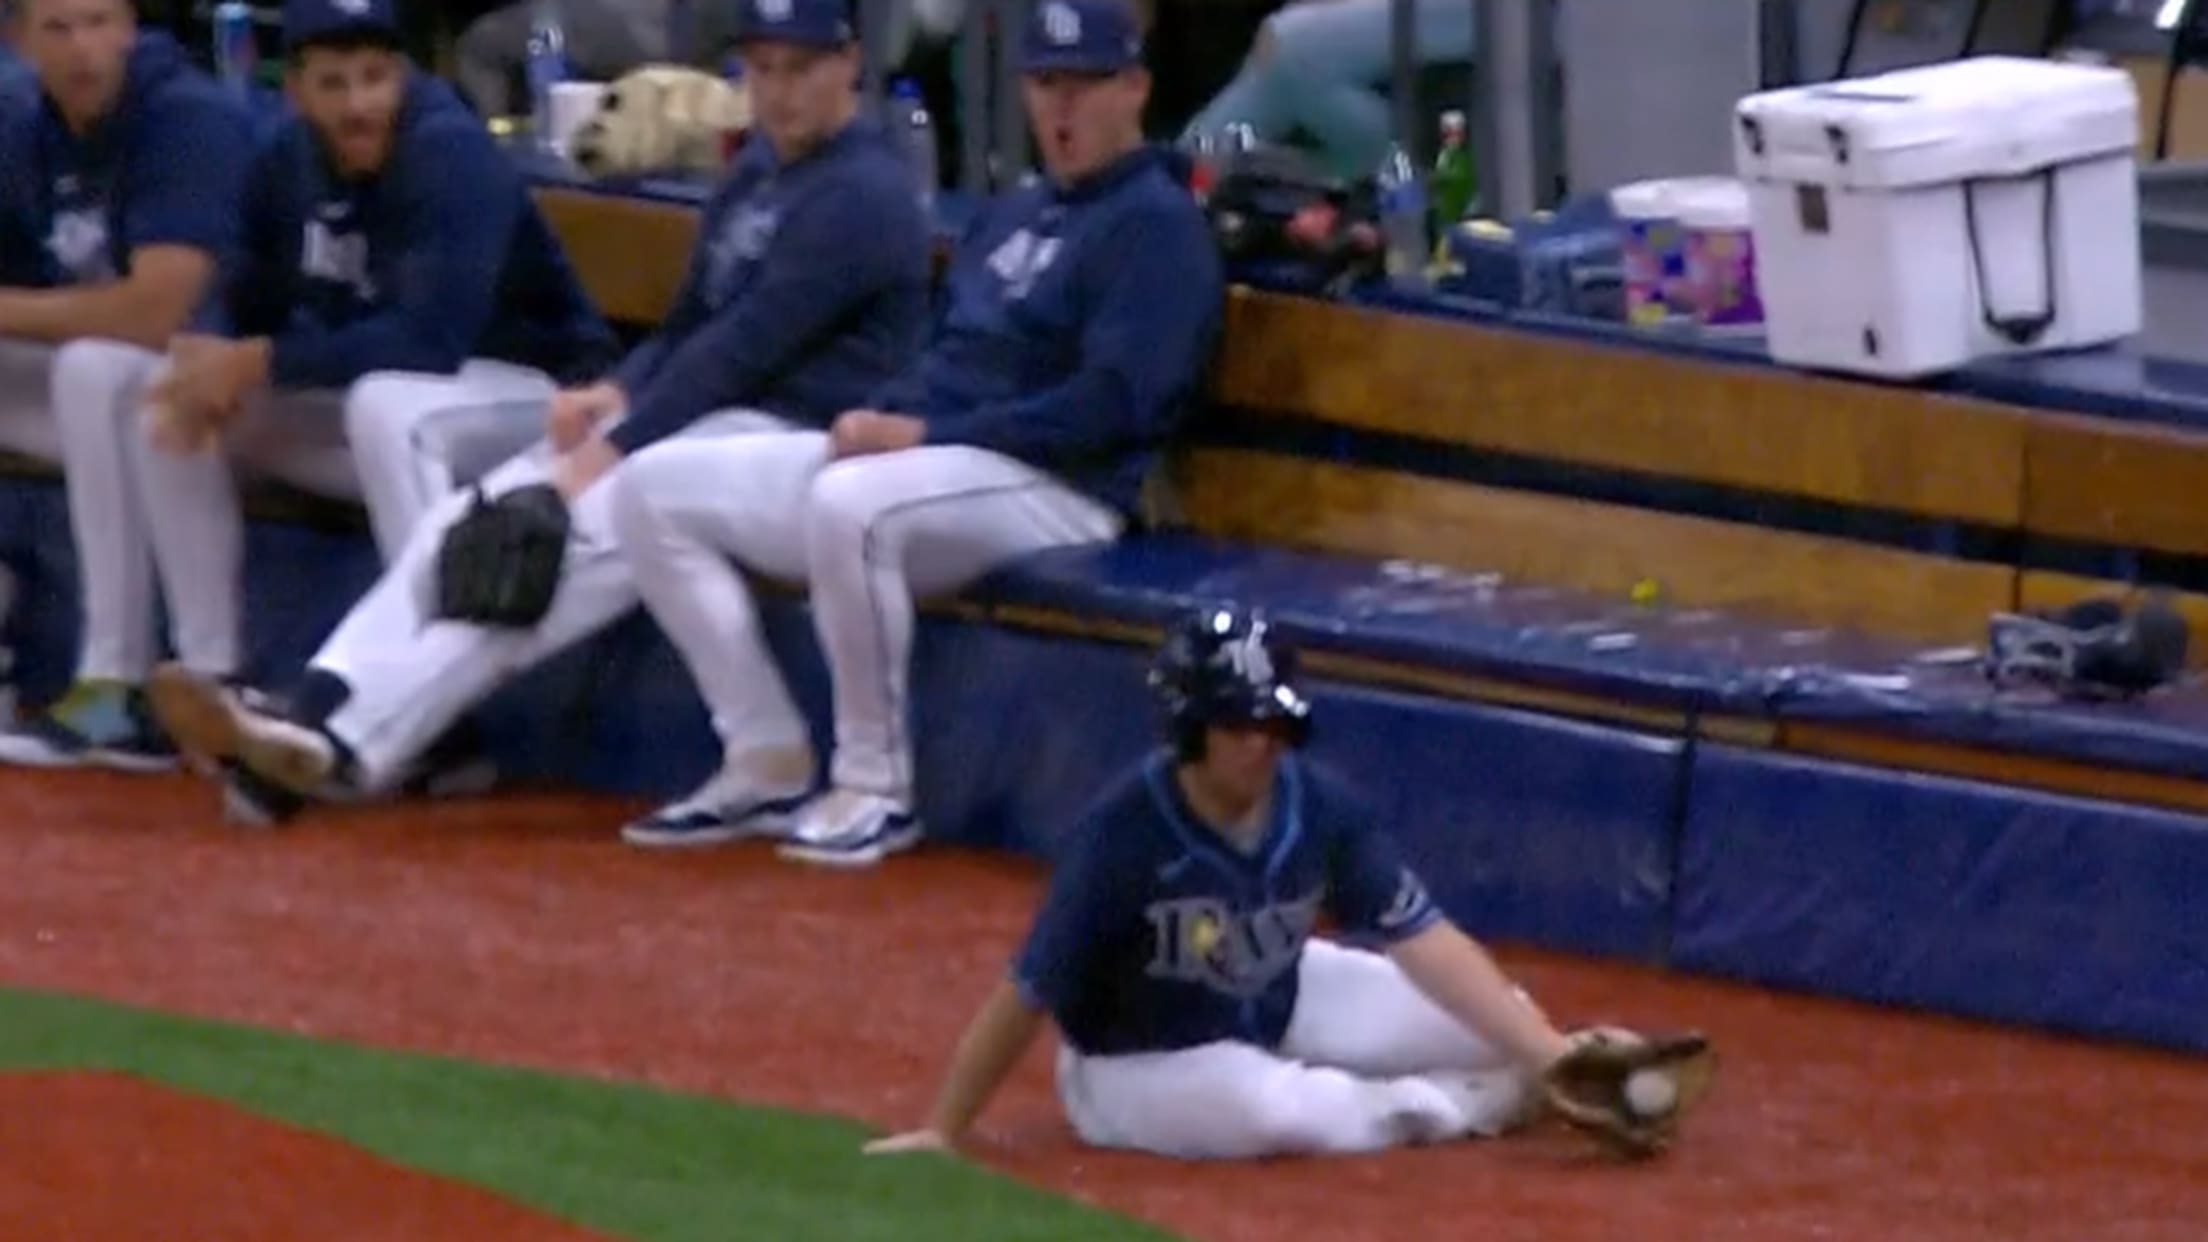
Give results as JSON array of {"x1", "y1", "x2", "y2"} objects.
[
  {"x1": 142, "y1": 398, "x2": 214, "y2": 456},
  {"x1": 547, "y1": 383, "x2": 623, "y2": 452},
  {"x1": 829, "y1": 410, "x2": 926, "y2": 460},
  {"x1": 862, "y1": 1127, "x2": 954, "y2": 1156}
]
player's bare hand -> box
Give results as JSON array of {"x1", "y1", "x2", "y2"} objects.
[
  {"x1": 830, "y1": 410, "x2": 926, "y2": 459},
  {"x1": 142, "y1": 394, "x2": 216, "y2": 456},
  {"x1": 548, "y1": 383, "x2": 624, "y2": 452},
  {"x1": 552, "y1": 436, "x2": 623, "y2": 500},
  {"x1": 862, "y1": 1128, "x2": 954, "y2": 1156},
  {"x1": 153, "y1": 335, "x2": 265, "y2": 439}
]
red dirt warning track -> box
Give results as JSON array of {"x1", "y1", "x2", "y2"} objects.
[
  {"x1": 6, "y1": 769, "x2": 2208, "y2": 1242},
  {"x1": 0, "y1": 1071, "x2": 612, "y2": 1241}
]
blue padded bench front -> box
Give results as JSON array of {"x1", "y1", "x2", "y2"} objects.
[{"x1": 982, "y1": 533, "x2": 2208, "y2": 782}]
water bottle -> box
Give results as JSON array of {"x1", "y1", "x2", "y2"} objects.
[
  {"x1": 212, "y1": 1, "x2": 256, "y2": 96},
  {"x1": 890, "y1": 78, "x2": 938, "y2": 216},
  {"x1": 1376, "y1": 140, "x2": 1429, "y2": 292},
  {"x1": 525, "y1": 0, "x2": 568, "y2": 152}
]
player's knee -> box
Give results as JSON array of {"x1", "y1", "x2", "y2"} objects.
[
  {"x1": 1239, "y1": 1084, "x2": 1338, "y2": 1156},
  {"x1": 340, "y1": 373, "x2": 423, "y2": 457},
  {"x1": 604, "y1": 455, "x2": 668, "y2": 548},
  {"x1": 805, "y1": 459, "x2": 886, "y2": 548},
  {"x1": 50, "y1": 338, "x2": 156, "y2": 408}
]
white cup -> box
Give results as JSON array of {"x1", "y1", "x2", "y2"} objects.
[{"x1": 547, "y1": 81, "x2": 610, "y2": 158}]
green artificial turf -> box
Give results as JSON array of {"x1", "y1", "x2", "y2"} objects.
[{"x1": 0, "y1": 987, "x2": 1182, "y2": 1242}]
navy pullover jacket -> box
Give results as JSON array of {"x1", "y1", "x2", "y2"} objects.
[
  {"x1": 0, "y1": 34, "x2": 252, "y2": 291},
  {"x1": 226, "y1": 73, "x2": 618, "y2": 388},
  {"x1": 605, "y1": 118, "x2": 932, "y2": 454},
  {"x1": 870, "y1": 145, "x2": 1223, "y2": 517}
]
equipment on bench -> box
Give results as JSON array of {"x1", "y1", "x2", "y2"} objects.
[
  {"x1": 1201, "y1": 144, "x2": 1384, "y2": 297},
  {"x1": 1986, "y1": 594, "x2": 2191, "y2": 700}
]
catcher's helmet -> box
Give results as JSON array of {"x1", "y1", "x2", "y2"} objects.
[{"x1": 1150, "y1": 605, "x2": 1312, "y2": 760}]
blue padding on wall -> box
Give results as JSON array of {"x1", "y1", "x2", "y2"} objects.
[
  {"x1": 1301, "y1": 684, "x2": 1683, "y2": 961},
  {"x1": 898, "y1": 623, "x2": 1685, "y2": 957},
  {"x1": 1675, "y1": 744, "x2": 2208, "y2": 1053},
  {"x1": 481, "y1": 602, "x2": 1683, "y2": 961}
]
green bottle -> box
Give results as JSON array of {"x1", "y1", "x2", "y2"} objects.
[{"x1": 1431, "y1": 110, "x2": 1478, "y2": 229}]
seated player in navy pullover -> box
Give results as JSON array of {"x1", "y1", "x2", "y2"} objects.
[
  {"x1": 0, "y1": 1, "x2": 254, "y2": 771},
  {"x1": 596, "y1": 0, "x2": 1224, "y2": 866},
  {"x1": 143, "y1": 0, "x2": 620, "y2": 561},
  {"x1": 147, "y1": 0, "x2": 934, "y2": 828}
]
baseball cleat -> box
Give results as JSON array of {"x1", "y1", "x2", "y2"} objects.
[
  {"x1": 217, "y1": 759, "x2": 308, "y2": 828},
  {"x1": 621, "y1": 765, "x2": 811, "y2": 848},
  {"x1": 0, "y1": 679, "x2": 177, "y2": 772},
  {"x1": 147, "y1": 664, "x2": 336, "y2": 797},
  {"x1": 776, "y1": 789, "x2": 923, "y2": 868}
]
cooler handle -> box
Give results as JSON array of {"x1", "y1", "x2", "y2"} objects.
[{"x1": 1962, "y1": 168, "x2": 2057, "y2": 347}]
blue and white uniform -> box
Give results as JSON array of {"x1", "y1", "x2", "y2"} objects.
[
  {"x1": 109, "y1": 60, "x2": 617, "y2": 703},
  {"x1": 618, "y1": 0, "x2": 1225, "y2": 862},
  {"x1": 1016, "y1": 750, "x2": 1528, "y2": 1158},
  {"x1": 271, "y1": 115, "x2": 930, "y2": 800},
  {"x1": 0, "y1": 31, "x2": 251, "y2": 765}
]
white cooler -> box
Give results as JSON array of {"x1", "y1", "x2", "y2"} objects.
[{"x1": 1733, "y1": 56, "x2": 2140, "y2": 380}]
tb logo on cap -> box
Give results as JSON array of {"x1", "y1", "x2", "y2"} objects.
[
  {"x1": 334, "y1": 0, "x2": 371, "y2": 13},
  {"x1": 757, "y1": 0, "x2": 794, "y2": 21},
  {"x1": 1042, "y1": 1, "x2": 1082, "y2": 45}
]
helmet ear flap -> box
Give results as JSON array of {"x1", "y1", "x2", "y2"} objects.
[{"x1": 1173, "y1": 718, "x2": 1208, "y2": 763}]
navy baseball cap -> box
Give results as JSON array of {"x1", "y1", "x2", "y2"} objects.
[
  {"x1": 1022, "y1": 0, "x2": 1143, "y2": 74},
  {"x1": 735, "y1": 0, "x2": 855, "y2": 49},
  {"x1": 283, "y1": 0, "x2": 400, "y2": 52}
]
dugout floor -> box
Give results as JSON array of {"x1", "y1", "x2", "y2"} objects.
[{"x1": 4, "y1": 767, "x2": 2204, "y2": 1241}]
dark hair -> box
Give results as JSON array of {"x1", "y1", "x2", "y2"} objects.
[{"x1": 286, "y1": 26, "x2": 404, "y2": 65}]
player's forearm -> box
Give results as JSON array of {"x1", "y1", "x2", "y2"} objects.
[
  {"x1": 1391, "y1": 922, "x2": 1571, "y2": 1073},
  {"x1": 0, "y1": 284, "x2": 181, "y2": 350},
  {"x1": 924, "y1": 979, "x2": 1046, "y2": 1140}
]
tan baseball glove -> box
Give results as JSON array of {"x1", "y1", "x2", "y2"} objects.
[{"x1": 1541, "y1": 1026, "x2": 1717, "y2": 1158}]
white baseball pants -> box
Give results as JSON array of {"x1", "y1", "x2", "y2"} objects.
[
  {"x1": 807, "y1": 447, "x2": 1120, "y2": 801},
  {"x1": 122, "y1": 360, "x2": 552, "y2": 680},
  {"x1": 313, "y1": 409, "x2": 792, "y2": 791},
  {"x1": 614, "y1": 442, "x2": 1122, "y2": 801},
  {"x1": 609, "y1": 429, "x2": 829, "y2": 767},
  {"x1": 1056, "y1": 939, "x2": 1530, "y2": 1160},
  {"x1": 4, "y1": 340, "x2": 166, "y2": 682}
]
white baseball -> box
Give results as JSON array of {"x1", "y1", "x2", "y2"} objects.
[{"x1": 1624, "y1": 1068, "x2": 1677, "y2": 1117}]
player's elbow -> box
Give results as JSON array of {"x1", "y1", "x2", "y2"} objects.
[{"x1": 387, "y1": 323, "x2": 473, "y2": 376}]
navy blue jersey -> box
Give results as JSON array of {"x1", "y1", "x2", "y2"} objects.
[
  {"x1": 224, "y1": 72, "x2": 617, "y2": 388},
  {"x1": 1014, "y1": 753, "x2": 1442, "y2": 1056},
  {"x1": 0, "y1": 44, "x2": 31, "y2": 110},
  {"x1": 0, "y1": 34, "x2": 252, "y2": 290},
  {"x1": 604, "y1": 119, "x2": 930, "y2": 454},
  {"x1": 866, "y1": 145, "x2": 1223, "y2": 518}
]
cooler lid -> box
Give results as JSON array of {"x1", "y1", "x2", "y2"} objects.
[{"x1": 1733, "y1": 56, "x2": 2137, "y2": 189}]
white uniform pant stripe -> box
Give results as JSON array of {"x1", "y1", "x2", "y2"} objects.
[
  {"x1": 609, "y1": 423, "x2": 822, "y2": 762},
  {"x1": 803, "y1": 447, "x2": 1122, "y2": 803}
]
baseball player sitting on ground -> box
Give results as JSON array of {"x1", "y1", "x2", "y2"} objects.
[
  {"x1": 867, "y1": 606, "x2": 1717, "y2": 1162},
  {"x1": 145, "y1": 0, "x2": 931, "y2": 825},
  {"x1": 608, "y1": 0, "x2": 1223, "y2": 863},
  {"x1": 0, "y1": 0, "x2": 253, "y2": 768},
  {"x1": 0, "y1": 0, "x2": 619, "y2": 772}
]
